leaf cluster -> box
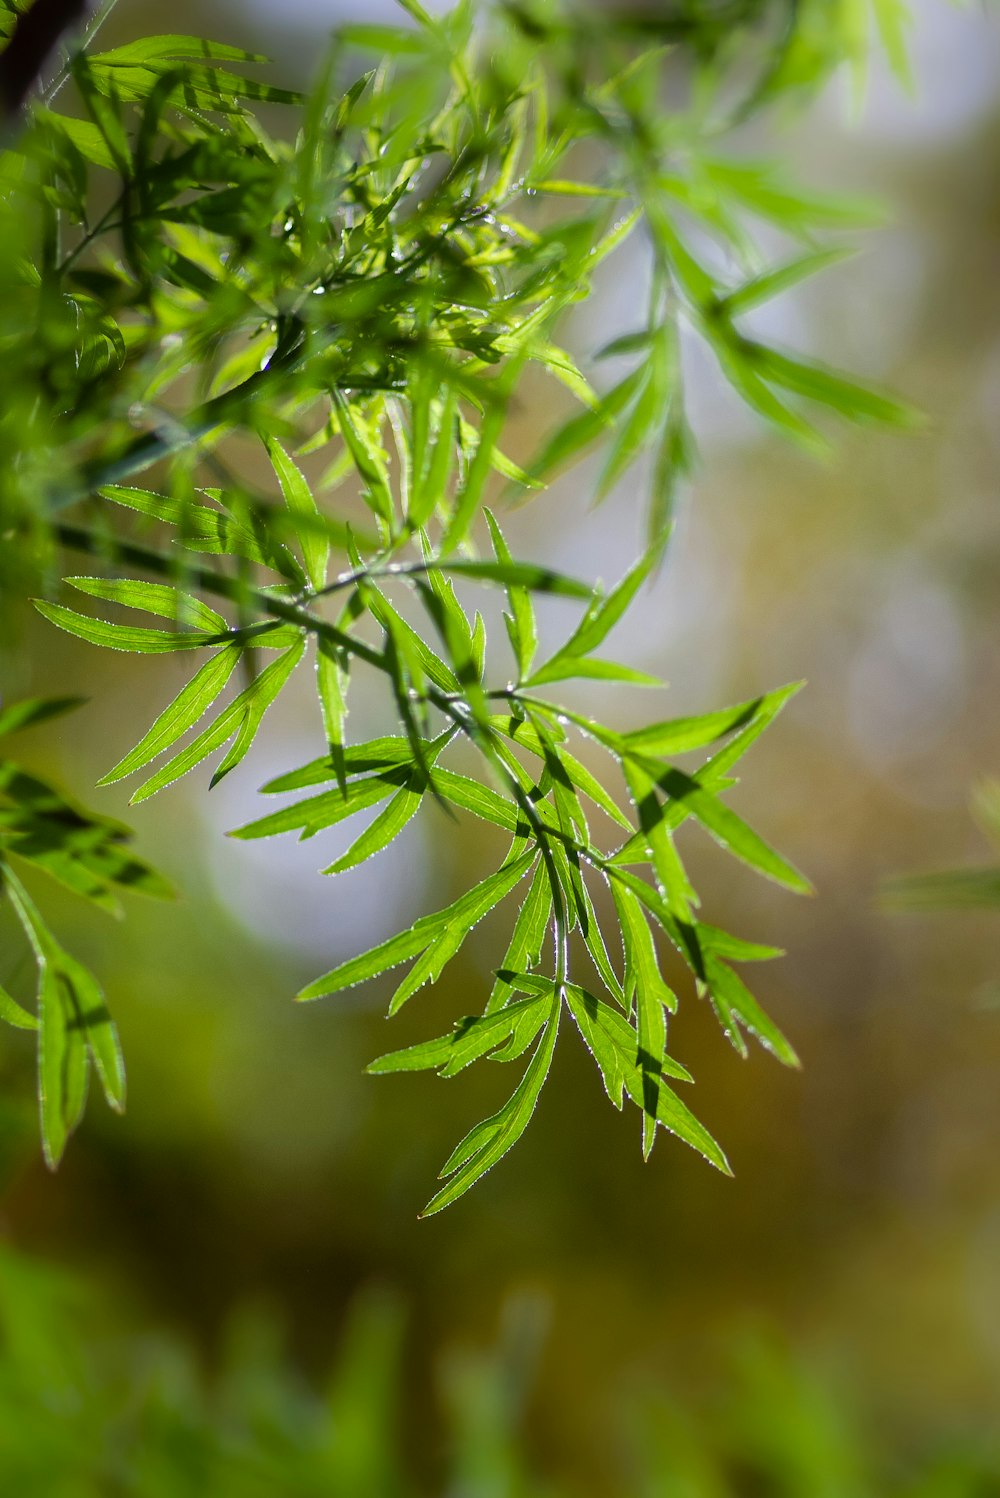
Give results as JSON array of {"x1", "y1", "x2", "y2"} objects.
[{"x1": 0, "y1": 0, "x2": 916, "y2": 1204}]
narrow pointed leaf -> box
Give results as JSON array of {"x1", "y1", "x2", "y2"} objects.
[
  {"x1": 266, "y1": 438, "x2": 330, "y2": 591},
  {"x1": 132, "y1": 639, "x2": 304, "y2": 803},
  {"x1": 98, "y1": 644, "x2": 243, "y2": 785},
  {"x1": 34, "y1": 601, "x2": 224, "y2": 654},
  {"x1": 298, "y1": 850, "x2": 535, "y2": 1002},
  {"x1": 66, "y1": 577, "x2": 227, "y2": 632},
  {"x1": 323, "y1": 776, "x2": 424, "y2": 875},
  {"x1": 421, "y1": 995, "x2": 560, "y2": 1215}
]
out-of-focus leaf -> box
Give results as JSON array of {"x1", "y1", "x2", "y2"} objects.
[{"x1": 0, "y1": 697, "x2": 86, "y2": 738}]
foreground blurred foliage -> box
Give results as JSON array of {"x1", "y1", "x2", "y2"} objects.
[{"x1": 1, "y1": 1247, "x2": 997, "y2": 1498}]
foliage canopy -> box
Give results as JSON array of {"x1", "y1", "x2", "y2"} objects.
[{"x1": 0, "y1": 0, "x2": 917, "y2": 1210}]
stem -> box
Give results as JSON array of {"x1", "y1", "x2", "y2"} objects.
[
  {"x1": 42, "y1": 0, "x2": 119, "y2": 107},
  {"x1": 56, "y1": 188, "x2": 126, "y2": 276},
  {"x1": 54, "y1": 522, "x2": 386, "y2": 671}
]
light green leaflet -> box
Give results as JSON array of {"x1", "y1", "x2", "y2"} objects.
[
  {"x1": 297, "y1": 851, "x2": 536, "y2": 1003},
  {"x1": 563, "y1": 985, "x2": 727, "y2": 1170},
  {"x1": 34, "y1": 600, "x2": 225, "y2": 653},
  {"x1": 235, "y1": 768, "x2": 411, "y2": 843},
  {"x1": 485, "y1": 509, "x2": 537, "y2": 681},
  {"x1": 0, "y1": 982, "x2": 38, "y2": 1031},
  {"x1": 420, "y1": 989, "x2": 560, "y2": 1216},
  {"x1": 487, "y1": 859, "x2": 552, "y2": 1013},
  {"x1": 99, "y1": 643, "x2": 244, "y2": 785},
  {"x1": 66, "y1": 576, "x2": 228, "y2": 631},
  {"x1": 368, "y1": 992, "x2": 550, "y2": 1078},
  {"x1": 317, "y1": 636, "x2": 349, "y2": 794},
  {"x1": 265, "y1": 438, "x2": 330, "y2": 592},
  {"x1": 323, "y1": 775, "x2": 424, "y2": 875},
  {"x1": 131, "y1": 638, "x2": 306, "y2": 803},
  {"x1": 0, "y1": 720, "x2": 162, "y2": 1166}
]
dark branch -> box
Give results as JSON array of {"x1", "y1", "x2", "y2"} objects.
[{"x1": 0, "y1": 0, "x2": 90, "y2": 120}]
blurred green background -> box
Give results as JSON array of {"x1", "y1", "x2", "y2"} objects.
[{"x1": 2, "y1": 0, "x2": 1000, "y2": 1491}]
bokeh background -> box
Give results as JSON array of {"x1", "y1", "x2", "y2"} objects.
[{"x1": 2, "y1": 0, "x2": 1000, "y2": 1490}]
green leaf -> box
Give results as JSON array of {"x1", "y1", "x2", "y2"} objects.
[
  {"x1": 72, "y1": 54, "x2": 132, "y2": 177},
  {"x1": 698, "y1": 924, "x2": 784, "y2": 964},
  {"x1": 360, "y1": 579, "x2": 461, "y2": 696},
  {"x1": 93, "y1": 35, "x2": 269, "y2": 65},
  {"x1": 623, "y1": 684, "x2": 802, "y2": 757},
  {"x1": 100, "y1": 487, "x2": 304, "y2": 584},
  {"x1": 210, "y1": 638, "x2": 308, "y2": 788},
  {"x1": 623, "y1": 756, "x2": 698, "y2": 926},
  {"x1": 298, "y1": 850, "x2": 535, "y2": 1003},
  {"x1": 488, "y1": 858, "x2": 551, "y2": 1013},
  {"x1": 971, "y1": 779, "x2": 1000, "y2": 853},
  {"x1": 881, "y1": 869, "x2": 1000, "y2": 912},
  {"x1": 233, "y1": 765, "x2": 409, "y2": 843},
  {"x1": 332, "y1": 393, "x2": 395, "y2": 536},
  {"x1": 368, "y1": 993, "x2": 549, "y2": 1077},
  {"x1": 261, "y1": 734, "x2": 450, "y2": 794},
  {"x1": 65, "y1": 577, "x2": 228, "y2": 632},
  {"x1": 35, "y1": 110, "x2": 117, "y2": 171},
  {"x1": 443, "y1": 400, "x2": 507, "y2": 552},
  {"x1": 565, "y1": 984, "x2": 626, "y2": 1107},
  {"x1": 644, "y1": 761, "x2": 813, "y2": 896},
  {"x1": 434, "y1": 559, "x2": 590, "y2": 600},
  {"x1": 409, "y1": 386, "x2": 457, "y2": 530},
  {"x1": 526, "y1": 657, "x2": 661, "y2": 688},
  {"x1": 6, "y1": 819, "x2": 174, "y2": 910},
  {"x1": 132, "y1": 639, "x2": 305, "y2": 803},
  {"x1": 420, "y1": 991, "x2": 560, "y2": 1216},
  {"x1": 643, "y1": 1073, "x2": 731, "y2": 1174},
  {"x1": 323, "y1": 775, "x2": 425, "y2": 875},
  {"x1": 98, "y1": 644, "x2": 243, "y2": 785},
  {"x1": 316, "y1": 637, "x2": 349, "y2": 795},
  {"x1": 578, "y1": 878, "x2": 627, "y2": 1010},
  {"x1": 34, "y1": 601, "x2": 224, "y2": 654},
  {"x1": 433, "y1": 769, "x2": 522, "y2": 835},
  {"x1": 682, "y1": 682, "x2": 803, "y2": 788},
  {"x1": 721, "y1": 248, "x2": 854, "y2": 318},
  {"x1": 523, "y1": 366, "x2": 646, "y2": 487},
  {"x1": 265, "y1": 438, "x2": 329, "y2": 592},
  {"x1": 484, "y1": 509, "x2": 537, "y2": 680},
  {"x1": 704, "y1": 954, "x2": 799, "y2": 1067},
  {"x1": 562, "y1": 550, "x2": 655, "y2": 660},
  {"x1": 37, "y1": 962, "x2": 90, "y2": 1170},
  {"x1": 753, "y1": 344, "x2": 920, "y2": 427},
  {"x1": 4, "y1": 873, "x2": 124, "y2": 1168},
  {"x1": 871, "y1": 0, "x2": 913, "y2": 86},
  {"x1": 488, "y1": 715, "x2": 631, "y2": 831},
  {"x1": 0, "y1": 981, "x2": 38, "y2": 1031}
]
